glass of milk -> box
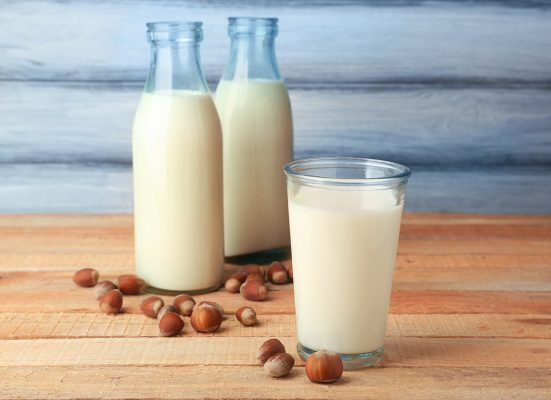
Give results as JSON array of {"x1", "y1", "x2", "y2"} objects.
[
  {"x1": 285, "y1": 157, "x2": 411, "y2": 369},
  {"x1": 132, "y1": 22, "x2": 224, "y2": 294}
]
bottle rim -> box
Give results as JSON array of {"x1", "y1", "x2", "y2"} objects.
[
  {"x1": 228, "y1": 17, "x2": 278, "y2": 25},
  {"x1": 146, "y1": 21, "x2": 203, "y2": 33}
]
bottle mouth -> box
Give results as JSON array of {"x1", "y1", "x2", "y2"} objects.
[
  {"x1": 228, "y1": 17, "x2": 278, "y2": 37},
  {"x1": 146, "y1": 21, "x2": 203, "y2": 32},
  {"x1": 285, "y1": 157, "x2": 411, "y2": 188},
  {"x1": 146, "y1": 21, "x2": 203, "y2": 44}
]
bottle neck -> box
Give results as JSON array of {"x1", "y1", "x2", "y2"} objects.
[
  {"x1": 144, "y1": 22, "x2": 209, "y2": 93},
  {"x1": 221, "y1": 17, "x2": 282, "y2": 81}
]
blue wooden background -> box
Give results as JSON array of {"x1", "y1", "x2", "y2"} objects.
[{"x1": 1, "y1": 0, "x2": 550, "y2": 213}]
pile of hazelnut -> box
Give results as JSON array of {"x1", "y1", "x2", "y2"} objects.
[
  {"x1": 73, "y1": 264, "x2": 344, "y2": 384},
  {"x1": 72, "y1": 267, "x2": 258, "y2": 337},
  {"x1": 225, "y1": 261, "x2": 293, "y2": 301},
  {"x1": 257, "y1": 338, "x2": 344, "y2": 384}
]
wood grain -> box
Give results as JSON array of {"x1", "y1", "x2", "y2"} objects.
[
  {"x1": 1, "y1": 2, "x2": 550, "y2": 213},
  {"x1": 0, "y1": 271, "x2": 549, "y2": 314},
  {"x1": 0, "y1": 214, "x2": 549, "y2": 399},
  {"x1": 0, "y1": 336, "x2": 549, "y2": 368},
  {"x1": 3, "y1": 82, "x2": 551, "y2": 167},
  {"x1": 1, "y1": 1, "x2": 550, "y2": 83},
  {"x1": 0, "y1": 313, "x2": 549, "y2": 340},
  {"x1": 0, "y1": 366, "x2": 549, "y2": 400}
]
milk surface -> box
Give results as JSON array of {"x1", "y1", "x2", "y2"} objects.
[
  {"x1": 215, "y1": 79, "x2": 293, "y2": 257},
  {"x1": 289, "y1": 187, "x2": 403, "y2": 354},
  {"x1": 132, "y1": 90, "x2": 224, "y2": 291}
]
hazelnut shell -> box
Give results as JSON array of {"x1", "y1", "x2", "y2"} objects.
[
  {"x1": 305, "y1": 350, "x2": 344, "y2": 384},
  {"x1": 158, "y1": 311, "x2": 184, "y2": 337},
  {"x1": 140, "y1": 295, "x2": 164, "y2": 318},
  {"x1": 257, "y1": 338, "x2": 286, "y2": 364},
  {"x1": 264, "y1": 352, "x2": 295, "y2": 378},
  {"x1": 117, "y1": 274, "x2": 145, "y2": 295},
  {"x1": 73, "y1": 268, "x2": 99, "y2": 287},
  {"x1": 99, "y1": 289, "x2": 123, "y2": 315},
  {"x1": 191, "y1": 304, "x2": 223, "y2": 333}
]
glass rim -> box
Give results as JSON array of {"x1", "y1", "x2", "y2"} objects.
[
  {"x1": 284, "y1": 157, "x2": 411, "y2": 186},
  {"x1": 146, "y1": 21, "x2": 203, "y2": 32}
]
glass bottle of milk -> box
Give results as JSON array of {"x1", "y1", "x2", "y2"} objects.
[
  {"x1": 132, "y1": 22, "x2": 224, "y2": 293},
  {"x1": 216, "y1": 17, "x2": 293, "y2": 262}
]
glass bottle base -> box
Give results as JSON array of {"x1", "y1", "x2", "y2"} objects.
[
  {"x1": 297, "y1": 342, "x2": 384, "y2": 370},
  {"x1": 225, "y1": 246, "x2": 291, "y2": 265},
  {"x1": 144, "y1": 280, "x2": 222, "y2": 296}
]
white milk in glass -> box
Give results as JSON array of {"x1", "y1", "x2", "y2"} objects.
[
  {"x1": 133, "y1": 90, "x2": 224, "y2": 291},
  {"x1": 215, "y1": 79, "x2": 292, "y2": 256},
  {"x1": 289, "y1": 187, "x2": 403, "y2": 354}
]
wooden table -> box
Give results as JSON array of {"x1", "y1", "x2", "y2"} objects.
[{"x1": 0, "y1": 214, "x2": 550, "y2": 399}]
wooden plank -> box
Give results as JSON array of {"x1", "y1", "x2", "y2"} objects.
[
  {"x1": 2, "y1": 213, "x2": 551, "y2": 253},
  {"x1": 0, "y1": 336, "x2": 549, "y2": 368},
  {"x1": 3, "y1": 164, "x2": 551, "y2": 214},
  {"x1": 0, "y1": 365, "x2": 549, "y2": 400},
  {"x1": 3, "y1": 82, "x2": 551, "y2": 167},
  {"x1": 1, "y1": 1, "x2": 550, "y2": 82},
  {"x1": 0, "y1": 313, "x2": 549, "y2": 340},
  {"x1": 1, "y1": 253, "x2": 550, "y2": 291},
  {"x1": 0, "y1": 271, "x2": 548, "y2": 314},
  {"x1": 3, "y1": 213, "x2": 551, "y2": 236}
]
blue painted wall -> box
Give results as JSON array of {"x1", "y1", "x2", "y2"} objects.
[{"x1": 0, "y1": 0, "x2": 550, "y2": 213}]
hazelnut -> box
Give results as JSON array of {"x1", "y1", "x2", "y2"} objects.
[
  {"x1": 117, "y1": 274, "x2": 145, "y2": 295},
  {"x1": 235, "y1": 306, "x2": 257, "y2": 326},
  {"x1": 194, "y1": 301, "x2": 224, "y2": 317},
  {"x1": 241, "y1": 264, "x2": 264, "y2": 278},
  {"x1": 158, "y1": 311, "x2": 184, "y2": 337},
  {"x1": 191, "y1": 303, "x2": 223, "y2": 333},
  {"x1": 157, "y1": 304, "x2": 179, "y2": 320},
  {"x1": 245, "y1": 273, "x2": 264, "y2": 283},
  {"x1": 173, "y1": 294, "x2": 196, "y2": 316},
  {"x1": 99, "y1": 289, "x2": 123, "y2": 315},
  {"x1": 94, "y1": 280, "x2": 117, "y2": 299},
  {"x1": 140, "y1": 295, "x2": 164, "y2": 318},
  {"x1": 305, "y1": 350, "x2": 343, "y2": 384},
  {"x1": 257, "y1": 338, "x2": 285, "y2": 364},
  {"x1": 264, "y1": 352, "x2": 294, "y2": 378},
  {"x1": 73, "y1": 268, "x2": 99, "y2": 287},
  {"x1": 240, "y1": 279, "x2": 268, "y2": 301},
  {"x1": 224, "y1": 272, "x2": 247, "y2": 293},
  {"x1": 267, "y1": 261, "x2": 289, "y2": 284}
]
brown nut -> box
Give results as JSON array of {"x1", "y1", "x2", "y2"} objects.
[
  {"x1": 225, "y1": 272, "x2": 247, "y2": 293},
  {"x1": 235, "y1": 306, "x2": 257, "y2": 326},
  {"x1": 241, "y1": 264, "x2": 265, "y2": 278},
  {"x1": 158, "y1": 311, "x2": 184, "y2": 337},
  {"x1": 285, "y1": 262, "x2": 293, "y2": 282},
  {"x1": 191, "y1": 304, "x2": 223, "y2": 333},
  {"x1": 99, "y1": 289, "x2": 123, "y2": 315},
  {"x1": 157, "y1": 304, "x2": 179, "y2": 320},
  {"x1": 257, "y1": 338, "x2": 286, "y2": 364},
  {"x1": 245, "y1": 273, "x2": 264, "y2": 283},
  {"x1": 264, "y1": 352, "x2": 295, "y2": 378},
  {"x1": 94, "y1": 280, "x2": 117, "y2": 299},
  {"x1": 117, "y1": 274, "x2": 145, "y2": 295},
  {"x1": 305, "y1": 350, "x2": 344, "y2": 384},
  {"x1": 173, "y1": 294, "x2": 196, "y2": 316},
  {"x1": 240, "y1": 279, "x2": 268, "y2": 301},
  {"x1": 73, "y1": 268, "x2": 99, "y2": 287},
  {"x1": 140, "y1": 295, "x2": 164, "y2": 318},
  {"x1": 267, "y1": 261, "x2": 289, "y2": 284},
  {"x1": 194, "y1": 301, "x2": 224, "y2": 317}
]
